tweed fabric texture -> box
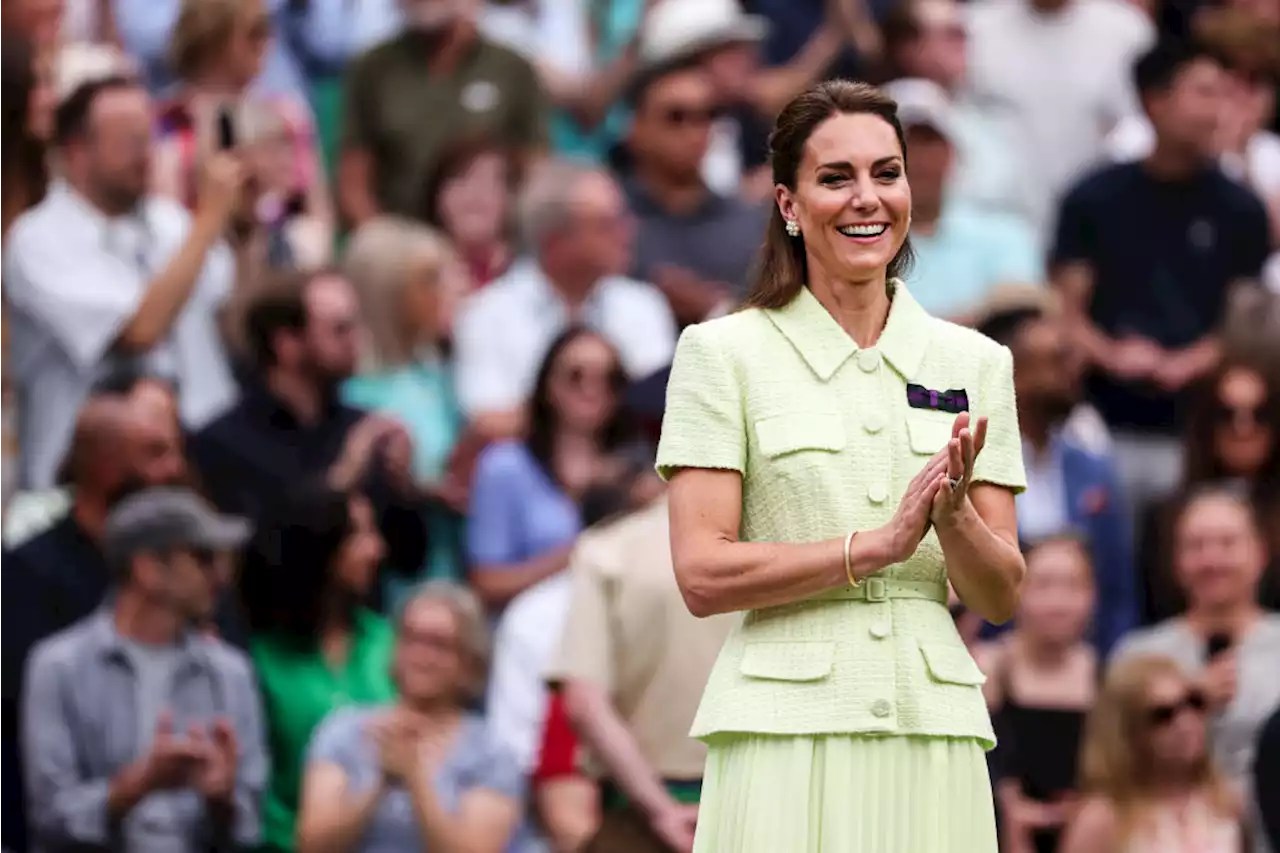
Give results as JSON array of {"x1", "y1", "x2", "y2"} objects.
[
  {"x1": 656, "y1": 282, "x2": 1027, "y2": 746},
  {"x1": 692, "y1": 733, "x2": 997, "y2": 853}
]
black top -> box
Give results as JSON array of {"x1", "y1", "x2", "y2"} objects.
[{"x1": 1257, "y1": 704, "x2": 1280, "y2": 851}]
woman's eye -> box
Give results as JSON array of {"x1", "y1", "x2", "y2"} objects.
[
  {"x1": 878, "y1": 169, "x2": 902, "y2": 181},
  {"x1": 819, "y1": 174, "x2": 846, "y2": 186}
]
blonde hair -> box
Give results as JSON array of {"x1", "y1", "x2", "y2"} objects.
[
  {"x1": 1081, "y1": 655, "x2": 1236, "y2": 841},
  {"x1": 395, "y1": 581, "x2": 491, "y2": 703},
  {"x1": 343, "y1": 216, "x2": 455, "y2": 369},
  {"x1": 168, "y1": 0, "x2": 256, "y2": 80}
]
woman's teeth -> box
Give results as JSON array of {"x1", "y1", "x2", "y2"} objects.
[{"x1": 837, "y1": 224, "x2": 888, "y2": 237}]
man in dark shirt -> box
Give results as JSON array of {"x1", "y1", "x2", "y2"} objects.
[
  {"x1": 1051, "y1": 39, "x2": 1270, "y2": 517},
  {"x1": 188, "y1": 269, "x2": 427, "y2": 593}
]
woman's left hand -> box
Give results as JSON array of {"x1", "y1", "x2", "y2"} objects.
[
  {"x1": 371, "y1": 714, "x2": 423, "y2": 786},
  {"x1": 931, "y1": 413, "x2": 987, "y2": 527}
]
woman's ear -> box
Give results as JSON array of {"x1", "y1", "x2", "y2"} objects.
[{"x1": 775, "y1": 183, "x2": 797, "y2": 224}]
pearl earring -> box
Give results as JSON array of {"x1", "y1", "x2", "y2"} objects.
[{"x1": 785, "y1": 219, "x2": 800, "y2": 237}]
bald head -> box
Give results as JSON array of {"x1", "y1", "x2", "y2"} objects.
[
  {"x1": 63, "y1": 393, "x2": 188, "y2": 498},
  {"x1": 62, "y1": 396, "x2": 136, "y2": 486}
]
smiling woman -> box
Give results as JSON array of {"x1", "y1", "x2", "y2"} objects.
[{"x1": 658, "y1": 79, "x2": 1027, "y2": 853}]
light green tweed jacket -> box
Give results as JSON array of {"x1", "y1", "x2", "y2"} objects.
[{"x1": 656, "y1": 282, "x2": 1027, "y2": 748}]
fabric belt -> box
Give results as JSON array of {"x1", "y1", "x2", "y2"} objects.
[{"x1": 816, "y1": 577, "x2": 948, "y2": 604}]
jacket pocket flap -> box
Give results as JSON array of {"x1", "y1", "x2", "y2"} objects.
[
  {"x1": 740, "y1": 641, "x2": 836, "y2": 682},
  {"x1": 918, "y1": 640, "x2": 987, "y2": 686},
  {"x1": 754, "y1": 413, "x2": 845, "y2": 459},
  {"x1": 906, "y1": 413, "x2": 954, "y2": 456}
]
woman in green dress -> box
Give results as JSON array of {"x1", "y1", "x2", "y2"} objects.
[
  {"x1": 240, "y1": 486, "x2": 398, "y2": 853},
  {"x1": 657, "y1": 79, "x2": 1029, "y2": 852}
]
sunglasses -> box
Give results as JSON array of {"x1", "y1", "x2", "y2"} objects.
[
  {"x1": 661, "y1": 105, "x2": 721, "y2": 127},
  {"x1": 1146, "y1": 690, "x2": 1207, "y2": 727},
  {"x1": 1213, "y1": 402, "x2": 1271, "y2": 428},
  {"x1": 564, "y1": 365, "x2": 626, "y2": 392}
]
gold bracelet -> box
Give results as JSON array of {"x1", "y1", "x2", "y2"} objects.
[{"x1": 844, "y1": 530, "x2": 861, "y2": 587}]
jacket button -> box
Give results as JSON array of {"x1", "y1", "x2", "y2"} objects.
[
  {"x1": 864, "y1": 411, "x2": 885, "y2": 434},
  {"x1": 867, "y1": 483, "x2": 888, "y2": 504},
  {"x1": 857, "y1": 349, "x2": 881, "y2": 373},
  {"x1": 869, "y1": 621, "x2": 890, "y2": 639},
  {"x1": 871, "y1": 699, "x2": 892, "y2": 718}
]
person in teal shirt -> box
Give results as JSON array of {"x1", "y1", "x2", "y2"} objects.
[
  {"x1": 342, "y1": 218, "x2": 469, "y2": 603},
  {"x1": 240, "y1": 487, "x2": 398, "y2": 853}
]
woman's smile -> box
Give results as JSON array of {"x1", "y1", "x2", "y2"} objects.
[{"x1": 836, "y1": 222, "x2": 891, "y2": 242}]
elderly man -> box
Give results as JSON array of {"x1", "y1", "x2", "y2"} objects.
[
  {"x1": 452, "y1": 161, "x2": 676, "y2": 431},
  {"x1": 21, "y1": 487, "x2": 267, "y2": 853}
]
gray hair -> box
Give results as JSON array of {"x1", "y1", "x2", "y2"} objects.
[
  {"x1": 516, "y1": 159, "x2": 607, "y2": 251},
  {"x1": 395, "y1": 580, "x2": 491, "y2": 699}
]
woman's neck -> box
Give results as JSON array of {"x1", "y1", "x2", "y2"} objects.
[
  {"x1": 185, "y1": 71, "x2": 245, "y2": 101},
  {"x1": 1014, "y1": 631, "x2": 1077, "y2": 669},
  {"x1": 400, "y1": 697, "x2": 463, "y2": 724},
  {"x1": 1186, "y1": 601, "x2": 1262, "y2": 642},
  {"x1": 555, "y1": 428, "x2": 600, "y2": 456},
  {"x1": 807, "y1": 267, "x2": 892, "y2": 349}
]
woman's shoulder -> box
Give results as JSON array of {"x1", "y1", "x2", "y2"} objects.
[{"x1": 473, "y1": 439, "x2": 538, "y2": 477}]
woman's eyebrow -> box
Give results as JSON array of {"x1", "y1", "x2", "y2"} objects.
[{"x1": 817, "y1": 156, "x2": 905, "y2": 171}]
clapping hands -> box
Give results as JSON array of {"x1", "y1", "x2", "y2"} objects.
[{"x1": 931, "y1": 413, "x2": 988, "y2": 527}]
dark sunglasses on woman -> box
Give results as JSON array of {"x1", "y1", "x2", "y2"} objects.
[{"x1": 1146, "y1": 689, "x2": 1207, "y2": 727}]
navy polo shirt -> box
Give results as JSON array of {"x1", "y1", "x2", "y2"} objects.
[{"x1": 1051, "y1": 162, "x2": 1270, "y2": 434}]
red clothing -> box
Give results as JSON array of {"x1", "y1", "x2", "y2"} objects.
[{"x1": 534, "y1": 689, "x2": 581, "y2": 783}]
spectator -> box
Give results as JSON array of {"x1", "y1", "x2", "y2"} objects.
[
  {"x1": 453, "y1": 161, "x2": 675, "y2": 428},
  {"x1": 878, "y1": 0, "x2": 1025, "y2": 217},
  {"x1": 4, "y1": 76, "x2": 243, "y2": 490},
  {"x1": 1052, "y1": 40, "x2": 1272, "y2": 519},
  {"x1": 622, "y1": 59, "x2": 767, "y2": 325},
  {"x1": 1141, "y1": 356, "x2": 1280, "y2": 621},
  {"x1": 338, "y1": 0, "x2": 548, "y2": 226},
  {"x1": 21, "y1": 487, "x2": 266, "y2": 853},
  {"x1": 467, "y1": 327, "x2": 631, "y2": 611},
  {"x1": 153, "y1": 0, "x2": 332, "y2": 267},
  {"x1": 189, "y1": 270, "x2": 428, "y2": 583},
  {"x1": 548, "y1": 492, "x2": 735, "y2": 853},
  {"x1": 1061, "y1": 654, "x2": 1247, "y2": 853},
  {"x1": 966, "y1": 0, "x2": 1154, "y2": 242},
  {"x1": 1112, "y1": 487, "x2": 1280, "y2": 850},
  {"x1": 1, "y1": 33, "x2": 53, "y2": 236},
  {"x1": 240, "y1": 486, "x2": 397, "y2": 853},
  {"x1": 974, "y1": 537, "x2": 1097, "y2": 853},
  {"x1": 886, "y1": 79, "x2": 1042, "y2": 325},
  {"x1": 342, "y1": 217, "x2": 470, "y2": 592},
  {"x1": 296, "y1": 582, "x2": 523, "y2": 853},
  {"x1": 111, "y1": 0, "x2": 307, "y2": 97},
  {"x1": 979, "y1": 304, "x2": 1135, "y2": 656},
  {"x1": 421, "y1": 134, "x2": 518, "y2": 289}
]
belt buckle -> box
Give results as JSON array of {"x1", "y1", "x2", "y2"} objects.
[{"x1": 865, "y1": 577, "x2": 888, "y2": 603}]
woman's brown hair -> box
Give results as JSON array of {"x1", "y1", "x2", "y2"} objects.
[
  {"x1": 1, "y1": 34, "x2": 49, "y2": 238},
  {"x1": 1181, "y1": 354, "x2": 1280, "y2": 502},
  {"x1": 168, "y1": 0, "x2": 255, "y2": 81},
  {"x1": 745, "y1": 79, "x2": 915, "y2": 310},
  {"x1": 419, "y1": 132, "x2": 520, "y2": 230}
]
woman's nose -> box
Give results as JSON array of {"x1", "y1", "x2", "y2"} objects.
[{"x1": 848, "y1": 175, "x2": 880, "y2": 211}]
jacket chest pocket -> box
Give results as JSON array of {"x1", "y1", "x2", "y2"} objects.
[
  {"x1": 753, "y1": 413, "x2": 845, "y2": 460},
  {"x1": 906, "y1": 412, "x2": 954, "y2": 458}
]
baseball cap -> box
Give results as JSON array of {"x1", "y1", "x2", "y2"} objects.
[
  {"x1": 103, "y1": 487, "x2": 251, "y2": 568},
  {"x1": 883, "y1": 78, "x2": 959, "y2": 142}
]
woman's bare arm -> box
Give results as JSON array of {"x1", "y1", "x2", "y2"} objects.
[
  {"x1": 295, "y1": 762, "x2": 384, "y2": 853},
  {"x1": 1058, "y1": 796, "x2": 1119, "y2": 853},
  {"x1": 936, "y1": 484, "x2": 1025, "y2": 624}
]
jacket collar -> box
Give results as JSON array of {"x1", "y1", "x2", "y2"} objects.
[{"x1": 763, "y1": 279, "x2": 930, "y2": 382}]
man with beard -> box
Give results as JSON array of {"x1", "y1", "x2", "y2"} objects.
[
  {"x1": 188, "y1": 270, "x2": 427, "y2": 602},
  {"x1": 980, "y1": 304, "x2": 1136, "y2": 657},
  {"x1": 337, "y1": 0, "x2": 547, "y2": 226},
  {"x1": 3, "y1": 76, "x2": 243, "y2": 490},
  {"x1": 1, "y1": 391, "x2": 211, "y2": 853}
]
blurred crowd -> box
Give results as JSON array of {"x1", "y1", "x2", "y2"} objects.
[{"x1": 2, "y1": 0, "x2": 1280, "y2": 852}]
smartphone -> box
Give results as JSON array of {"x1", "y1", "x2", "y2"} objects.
[
  {"x1": 216, "y1": 107, "x2": 236, "y2": 151},
  {"x1": 1206, "y1": 633, "x2": 1233, "y2": 660}
]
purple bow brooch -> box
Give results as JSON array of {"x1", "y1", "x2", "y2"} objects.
[{"x1": 906, "y1": 384, "x2": 969, "y2": 414}]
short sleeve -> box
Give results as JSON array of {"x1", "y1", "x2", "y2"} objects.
[
  {"x1": 546, "y1": 537, "x2": 615, "y2": 691},
  {"x1": 1227, "y1": 191, "x2": 1271, "y2": 282},
  {"x1": 305, "y1": 707, "x2": 367, "y2": 774},
  {"x1": 655, "y1": 324, "x2": 746, "y2": 480},
  {"x1": 971, "y1": 344, "x2": 1026, "y2": 493},
  {"x1": 1049, "y1": 179, "x2": 1098, "y2": 269},
  {"x1": 466, "y1": 443, "x2": 530, "y2": 567}
]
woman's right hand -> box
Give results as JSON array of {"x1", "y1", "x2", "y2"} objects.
[{"x1": 883, "y1": 449, "x2": 950, "y2": 564}]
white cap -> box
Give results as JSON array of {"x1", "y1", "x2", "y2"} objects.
[
  {"x1": 883, "y1": 77, "x2": 959, "y2": 143},
  {"x1": 638, "y1": 0, "x2": 769, "y2": 69}
]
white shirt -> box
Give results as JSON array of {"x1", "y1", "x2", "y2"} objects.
[
  {"x1": 3, "y1": 182, "x2": 238, "y2": 489},
  {"x1": 484, "y1": 572, "x2": 574, "y2": 774},
  {"x1": 1017, "y1": 435, "x2": 1070, "y2": 542},
  {"x1": 453, "y1": 257, "x2": 677, "y2": 417}
]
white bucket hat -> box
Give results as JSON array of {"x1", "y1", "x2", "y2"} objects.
[{"x1": 638, "y1": 0, "x2": 769, "y2": 68}]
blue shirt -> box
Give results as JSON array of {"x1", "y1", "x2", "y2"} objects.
[
  {"x1": 342, "y1": 361, "x2": 465, "y2": 587},
  {"x1": 906, "y1": 202, "x2": 1043, "y2": 320},
  {"x1": 466, "y1": 441, "x2": 580, "y2": 569},
  {"x1": 306, "y1": 707, "x2": 524, "y2": 853}
]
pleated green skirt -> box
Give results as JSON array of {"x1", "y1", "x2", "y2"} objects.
[{"x1": 693, "y1": 733, "x2": 996, "y2": 853}]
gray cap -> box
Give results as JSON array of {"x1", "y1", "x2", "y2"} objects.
[
  {"x1": 883, "y1": 78, "x2": 959, "y2": 143},
  {"x1": 103, "y1": 487, "x2": 251, "y2": 568}
]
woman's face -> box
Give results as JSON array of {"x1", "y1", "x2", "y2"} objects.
[
  {"x1": 1017, "y1": 541, "x2": 1094, "y2": 645},
  {"x1": 224, "y1": 0, "x2": 272, "y2": 89},
  {"x1": 1174, "y1": 495, "x2": 1264, "y2": 611},
  {"x1": 437, "y1": 152, "x2": 509, "y2": 249},
  {"x1": 776, "y1": 112, "x2": 912, "y2": 285},
  {"x1": 394, "y1": 597, "x2": 467, "y2": 705},
  {"x1": 333, "y1": 496, "x2": 386, "y2": 596},
  {"x1": 1140, "y1": 673, "x2": 1208, "y2": 771},
  {"x1": 547, "y1": 335, "x2": 622, "y2": 435},
  {"x1": 1212, "y1": 367, "x2": 1273, "y2": 478}
]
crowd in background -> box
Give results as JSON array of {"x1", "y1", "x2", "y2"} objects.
[{"x1": 1, "y1": 0, "x2": 1280, "y2": 852}]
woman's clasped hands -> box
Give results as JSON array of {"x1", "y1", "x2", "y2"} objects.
[
  {"x1": 884, "y1": 412, "x2": 988, "y2": 563},
  {"x1": 370, "y1": 711, "x2": 449, "y2": 788}
]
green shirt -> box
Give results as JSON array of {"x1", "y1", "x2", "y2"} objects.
[{"x1": 251, "y1": 609, "x2": 397, "y2": 851}]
